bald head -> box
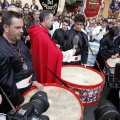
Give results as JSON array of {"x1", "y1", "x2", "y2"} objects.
[{"x1": 8, "y1": 4, "x2": 19, "y2": 12}]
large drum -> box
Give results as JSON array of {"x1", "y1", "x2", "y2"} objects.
[
  {"x1": 105, "y1": 57, "x2": 120, "y2": 88},
  {"x1": 61, "y1": 65, "x2": 105, "y2": 106},
  {"x1": 23, "y1": 84, "x2": 83, "y2": 120}
]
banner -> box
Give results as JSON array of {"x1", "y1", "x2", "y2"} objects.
[
  {"x1": 65, "y1": 0, "x2": 76, "y2": 4},
  {"x1": 81, "y1": 0, "x2": 87, "y2": 14},
  {"x1": 39, "y1": 0, "x2": 59, "y2": 15},
  {"x1": 84, "y1": 0, "x2": 102, "y2": 18},
  {"x1": 109, "y1": 0, "x2": 120, "y2": 13},
  {"x1": 57, "y1": 0, "x2": 65, "y2": 12}
]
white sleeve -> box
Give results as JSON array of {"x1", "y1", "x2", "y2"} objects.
[{"x1": 62, "y1": 50, "x2": 73, "y2": 62}]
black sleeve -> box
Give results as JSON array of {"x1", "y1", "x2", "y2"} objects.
[
  {"x1": 99, "y1": 38, "x2": 112, "y2": 60},
  {"x1": 63, "y1": 30, "x2": 73, "y2": 51},
  {"x1": 52, "y1": 30, "x2": 58, "y2": 44},
  {"x1": 0, "y1": 53, "x2": 24, "y2": 106}
]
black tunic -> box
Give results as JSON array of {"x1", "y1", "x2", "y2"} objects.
[
  {"x1": 94, "y1": 35, "x2": 119, "y2": 71},
  {"x1": 63, "y1": 29, "x2": 88, "y2": 64},
  {"x1": 0, "y1": 36, "x2": 36, "y2": 113}
]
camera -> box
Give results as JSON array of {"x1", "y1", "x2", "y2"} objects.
[
  {"x1": 6, "y1": 91, "x2": 49, "y2": 120},
  {"x1": 94, "y1": 99, "x2": 120, "y2": 120}
]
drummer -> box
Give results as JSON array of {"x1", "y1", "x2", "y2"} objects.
[
  {"x1": 94, "y1": 26, "x2": 120, "y2": 72},
  {"x1": 0, "y1": 11, "x2": 43, "y2": 114},
  {"x1": 63, "y1": 14, "x2": 88, "y2": 66}
]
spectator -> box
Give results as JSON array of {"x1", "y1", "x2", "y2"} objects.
[
  {"x1": 52, "y1": 20, "x2": 69, "y2": 50},
  {"x1": 30, "y1": 0, "x2": 38, "y2": 11},
  {"x1": 15, "y1": 0, "x2": 22, "y2": 8},
  {"x1": 2, "y1": 0, "x2": 9, "y2": 10}
]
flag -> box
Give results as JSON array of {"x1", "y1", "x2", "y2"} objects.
[
  {"x1": 84, "y1": 0, "x2": 102, "y2": 18},
  {"x1": 39, "y1": 0, "x2": 60, "y2": 15}
]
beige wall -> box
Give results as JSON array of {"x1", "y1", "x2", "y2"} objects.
[{"x1": 101, "y1": 0, "x2": 111, "y2": 18}]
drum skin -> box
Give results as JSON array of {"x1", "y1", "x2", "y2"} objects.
[{"x1": 23, "y1": 84, "x2": 84, "y2": 120}]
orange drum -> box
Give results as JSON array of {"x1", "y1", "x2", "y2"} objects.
[
  {"x1": 61, "y1": 65, "x2": 105, "y2": 106},
  {"x1": 105, "y1": 57, "x2": 120, "y2": 88},
  {"x1": 23, "y1": 84, "x2": 83, "y2": 120}
]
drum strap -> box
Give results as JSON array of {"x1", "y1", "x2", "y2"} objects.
[
  {"x1": 0, "y1": 87, "x2": 16, "y2": 110},
  {"x1": 87, "y1": 41, "x2": 104, "y2": 76}
]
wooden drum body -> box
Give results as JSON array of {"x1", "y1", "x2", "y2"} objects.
[
  {"x1": 61, "y1": 65, "x2": 105, "y2": 106},
  {"x1": 23, "y1": 84, "x2": 83, "y2": 120}
]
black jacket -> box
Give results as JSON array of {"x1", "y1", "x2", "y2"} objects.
[
  {"x1": 0, "y1": 37, "x2": 36, "y2": 113},
  {"x1": 31, "y1": 4, "x2": 39, "y2": 10},
  {"x1": 63, "y1": 29, "x2": 88, "y2": 64},
  {"x1": 94, "y1": 35, "x2": 119, "y2": 71},
  {"x1": 114, "y1": 34, "x2": 120, "y2": 55},
  {"x1": 99, "y1": 35, "x2": 119, "y2": 60},
  {"x1": 52, "y1": 28, "x2": 66, "y2": 50}
]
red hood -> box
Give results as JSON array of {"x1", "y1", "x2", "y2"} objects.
[{"x1": 28, "y1": 25, "x2": 48, "y2": 42}]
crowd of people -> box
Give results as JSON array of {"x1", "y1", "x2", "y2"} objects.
[{"x1": 0, "y1": 0, "x2": 120, "y2": 118}]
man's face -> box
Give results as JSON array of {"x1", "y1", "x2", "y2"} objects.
[
  {"x1": 74, "y1": 22, "x2": 83, "y2": 31},
  {"x1": 62, "y1": 22, "x2": 68, "y2": 31},
  {"x1": 32, "y1": 0, "x2": 35, "y2": 4},
  {"x1": 4, "y1": 17, "x2": 23, "y2": 43},
  {"x1": 33, "y1": 11, "x2": 40, "y2": 21},
  {"x1": 23, "y1": 8, "x2": 29, "y2": 15},
  {"x1": 116, "y1": 22, "x2": 120, "y2": 28},
  {"x1": 46, "y1": 13, "x2": 54, "y2": 30},
  {"x1": 102, "y1": 22, "x2": 107, "y2": 28}
]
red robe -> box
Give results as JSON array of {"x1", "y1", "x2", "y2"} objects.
[{"x1": 28, "y1": 25, "x2": 63, "y2": 84}]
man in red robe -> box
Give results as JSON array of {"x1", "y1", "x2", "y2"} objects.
[{"x1": 27, "y1": 10, "x2": 63, "y2": 84}]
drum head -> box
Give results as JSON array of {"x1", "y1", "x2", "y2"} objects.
[
  {"x1": 43, "y1": 84, "x2": 83, "y2": 120},
  {"x1": 0, "y1": 113, "x2": 6, "y2": 120},
  {"x1": 61, "y1": 65, "x2": 104, "y2": 88},
  {"x1": 107, "y1": 57, "x2": 120, "y2": 68}
]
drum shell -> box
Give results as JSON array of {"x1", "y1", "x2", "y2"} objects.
[
  {"x1": 61, "y1": 65, "x2": 105, "y2": 106},
  {"x1": 104, "y1": 68, "x2": 120, "y2": 88}
]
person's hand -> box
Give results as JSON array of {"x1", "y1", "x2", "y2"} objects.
[
  {"x1": 56, "y1": 44, "x2": 60, "y2": 48},
  {"x1": 0, "y1": 95, "x2": 2, "y2": 104},
  {"x1": 25, "y1": 35, "x2": 30, "y2": 43},
  {"x1": 81, "y1": 63, "x2": 87, "y2": 68},
  {"x1": 115, "y1": 53, "x2": 119, "y2": 57},
  {"x1": 18, "y1": 98, "x2": 29, "y2": 108},
  {"x1": 111, "y1": 55, "x2": 117, "y2": 59},
  {"x1": 32, "y1": 81, "x2": 44, "y2": 90},
  {"x1": 72, "y1": 49, "x2": 76, "y2": 55}
]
